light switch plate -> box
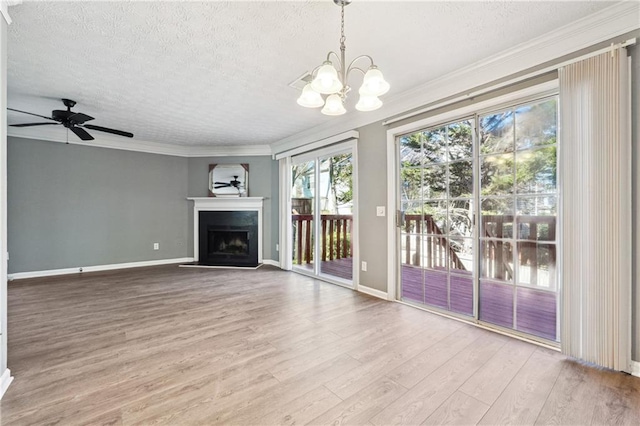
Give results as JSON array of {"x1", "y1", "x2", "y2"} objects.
[{"x1": 376, "y1": 206, "x2": 386, "y2": 217}]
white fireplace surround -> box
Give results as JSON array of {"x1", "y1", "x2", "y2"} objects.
[{"x1": 188, "y1": 197, "x2": 264, "y2": 264}]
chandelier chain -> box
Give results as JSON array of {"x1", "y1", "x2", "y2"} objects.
[{"x1": 340, "y1": 4, "x2": 345, "y2": 47}]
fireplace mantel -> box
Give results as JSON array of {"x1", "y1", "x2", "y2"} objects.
[
  {"x1": 187, "y1": 197, "x2": 264, "y2": 264},
  {"x1": 188, "y1": 197, "x2": 265, "y2": 210}
]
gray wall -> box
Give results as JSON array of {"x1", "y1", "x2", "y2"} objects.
[
  {"x1": 186, "y1": 156, "x2": 279, "y2": 261},
  {"x1": 357, "y1": 122, "x2": 389, "y2": 291},
  {"x1": 7, "y1": 137, "x2": 189, "y2": 273}
]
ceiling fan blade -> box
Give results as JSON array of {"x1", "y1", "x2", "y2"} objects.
[
  {"x1": 7, "y1": 108, "x2": 56, "y2": 121},
  {"x1": 10, "y1": 122, "x2": 61, "y2": 127},
  {"x1": 70, "y1": 126, "x2": 94, "y2": 141},
  {"x1": 82, "y1": 124, "x2": 133, "y2": 138},
  {"x1": 214, "y1": 185, "x2": 232, "y2": 189},
  {"x1": 68, "y1": 112, "x2": 94, "y2": 124},
  {"x1": 214, "y1": 182, "x2": 231, "y2": 185}
]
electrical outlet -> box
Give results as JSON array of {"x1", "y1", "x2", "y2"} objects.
[
  {"x1": 361, "y1": 261, "x2": 367, "y2": 271},
  {"x1": 153, "y1": 243, "x2": 159, "y2": 250},
  {"x1": 276, "y1": 243, "x2": 279, "y2": 252},
  {"x1": 376, "y1": 206, "x2": 386, "y2": 217}
]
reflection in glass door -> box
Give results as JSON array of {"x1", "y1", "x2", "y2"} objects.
[
  {"x1": 291, "y1": 149, "x2": 355, "y2": 286},
  {"x1": 318, "y1": 154, "x2": 354, "y2": 282},
  {"x1": 291, "y1": 159, "x2": 315, "y2": 276},
  {"x1": 479, "y1": 97, "x2": 558, "y2": 341},
  {"x1": 399, "y1": 119, "x2": 476, "y2": 316},
  {"x1": 397, "y1": 96, "x2": 559, "y2": 343}
]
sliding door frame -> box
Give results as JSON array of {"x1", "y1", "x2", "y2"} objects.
[
  {"x1": 387, "y1": 80, "x2": 561, "y2": 346},
  {"x1": 284, "y1": 139, "x2": 359, "y2": 290}
]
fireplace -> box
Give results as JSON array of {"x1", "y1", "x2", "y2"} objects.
[
  {"x1": 198, "y1": 210, "x2": 259, "y2": 267},
  {"x1": 189, "y1": 197, "x2": 264, "y2": 267}
]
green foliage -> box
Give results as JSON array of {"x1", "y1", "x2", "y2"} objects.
[
  {"x1": 329, "y1": 154, "x2": 353, "y2": 207},
  {"x1": 401, "y1": 99, "x2": 557, "y2": 203}
]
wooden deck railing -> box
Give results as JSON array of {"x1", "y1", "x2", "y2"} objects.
[
  {"x1": 292, "y1": 212, "x2": 556, "y2": 286},
  {"x1": 402, "y1": 214, "x2": 556, "y2": 286},
  {"x1": 482, "y1": 215, "x2": 556, "y2": 285},
  {"x1": 403, "y1": 214, "x2": 465, "y2": 270},
  {"x1": 292, "y1": 214, "x2": 353, "y2": 265}
]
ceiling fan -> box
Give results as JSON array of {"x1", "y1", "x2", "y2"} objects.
[
  {"x1": 214, "y1": 176, "x2": 244, "y2": 190},
  {"x1": 7, "y1": 98, "x2": 134, "y2": 141}
]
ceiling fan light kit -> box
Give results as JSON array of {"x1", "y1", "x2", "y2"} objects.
[
  {"x1": 296, "y1": 0, "x2": 390, "y2": 116},
  {"x1": 8, "y1": 98, "x2": 134, "y2": 141}
]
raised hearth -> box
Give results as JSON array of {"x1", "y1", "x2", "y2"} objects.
[{"x1": 188, "y1": 197, "x2": 264, "y2": 267}]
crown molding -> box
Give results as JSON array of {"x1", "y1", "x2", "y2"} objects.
[
  {"x1": 270, "y1": 0, "x2": 640, "y2": 153},
  {"x1": 0, "y1": 4, "x2": 10, "y2": 25},
  {"x1": 7, "y1": 127, "x2": 272, "y2": 157},
  {"x1": 0, "y1": 1, "x2": 21, "y2": 25}
]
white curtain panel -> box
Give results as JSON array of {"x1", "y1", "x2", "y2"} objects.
[
  {"x1": 559, "y1": 48, "x2": 631, "y2": 371},
  {"x1": 278, "y1": 157, "x2": 291, "y2": 270}
]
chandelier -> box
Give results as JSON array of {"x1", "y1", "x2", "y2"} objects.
[{"x1": 296, "y1": 0, "x2": 390, "y2": 116}]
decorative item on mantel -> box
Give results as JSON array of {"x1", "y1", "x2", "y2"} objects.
[
  {"x1": 208, "y1": 164, "x2": 249, "y2": 197},
  {"x1": 295, "y1": 0, "x2": 390, "y2": 115}
]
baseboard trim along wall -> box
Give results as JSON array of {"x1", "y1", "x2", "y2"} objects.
[
  {"x1": 631, "y1": 360, "x2": 640, "y2": 378},
  {"x1": 0, "y1": 368, "x2": 13, "y2": 400},
  {"x1": 357, "y1": 285, "x2": 389, "y2": 300},
  {"x1": 7, "y1": 257, "x2": 195, "y2": 280},
  {"x1": 262, "y1": 259, "x2": 280, "y2": 267}
]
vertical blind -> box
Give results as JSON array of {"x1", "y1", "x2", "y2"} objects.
[{"x1": 559, "y1": 48, "x2": 631, "y2": 371}]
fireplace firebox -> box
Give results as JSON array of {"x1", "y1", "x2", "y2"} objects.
[
  {"x1": 209, "y1": 230, "x2": 250, "y2": 255},
  {"x1": 198, "y1": 211, "x2": 259, "y2": 267}
]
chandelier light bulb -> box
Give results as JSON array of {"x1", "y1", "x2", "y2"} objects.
[
  {"x1": 296, "y1": 84, "x2": 324, "y2": 108},
  {"x1": 360, "y1": 66, "x2": 390, "y2": 97},
  {"x1": 321, "y1": 94, "x2": 346, "y2": 116},
  {"x1": 355, "y1": 91, "x2": 383, "y2": 112},
  {"x1": 311, "y1": 61, "x2": 343, "y2": 94}
]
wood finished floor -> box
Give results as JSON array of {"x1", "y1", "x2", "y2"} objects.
[{"x1": 2, "y1": 265, "x2": 639, "y2": 425}]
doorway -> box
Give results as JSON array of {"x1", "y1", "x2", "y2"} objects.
[
  {"x1": 290, "y1": 144, "x2": 356, "y2": 287},
  {"x1": 395, "y1": 95, "x2": 559, "y2": 343}
]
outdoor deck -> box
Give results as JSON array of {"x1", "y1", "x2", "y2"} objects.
[{"x1": 297, "y1": 257, "x2": 556, "y2": 341}]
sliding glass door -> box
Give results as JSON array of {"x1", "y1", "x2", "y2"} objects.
[
  {"x1": 399, "y1": 119, "x2": 476, "y2": 316},
  {"x1": 478, "y1": 98, "x2": 558, "y2": 341},
  {"x1": 291, "y1": 145, "x2": 355, "y2": 286},
  {"x1": 397, "y1": 96, "x2": 559, "y2": 343}
]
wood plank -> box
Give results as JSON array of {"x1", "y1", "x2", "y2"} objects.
[
  {"x1": 459, "y1": 338, "x2": 537, "y2": 405},
  {"x1": 385, "y1": 325, "x2": 484, "y2": 389},
  {"x1": 535, "y1": 359, "x2": 602, "y2": 425},
  {"x1": 477, "y1": 348, "x2": 564, "y2": 425},
  {"x1": 308, "y1": 378, "x2": 408, "y2": 425},
  {"x1": 371, "y1": 332, "x2": 507, "y2": 425},
  {"x1": 589, "y1": 367, "x2": 640, "y2": 426},
  {"x1": 423, "y1": 391, "x2": 490, "y2": 425},
  {"x1": 256, "y1": 386, "x2": 342, "y2": 426},
  {"x1": 326, "y1": 322, "x2": 460, "y2": 399}
]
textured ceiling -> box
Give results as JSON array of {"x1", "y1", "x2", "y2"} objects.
[{"x1": 7, "y1": 1, "x2": 613, "y2": 147}]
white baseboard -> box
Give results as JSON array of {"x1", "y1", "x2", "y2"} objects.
[
  {"x1": 0, "y1": 368, "x2": 13, "y2": 400},
  {"x1": 631, "y1": 360, "x2": 640, "y2": 378},
  {"x1": 7, "y1": 257, "x2": 195, "y2": 280},
  {"x1": 357, "y1": 285, "x2": 389, "y2": 300},
  {"x1": 263, "y1": 259, "x2": 280, "y2": 268}
]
